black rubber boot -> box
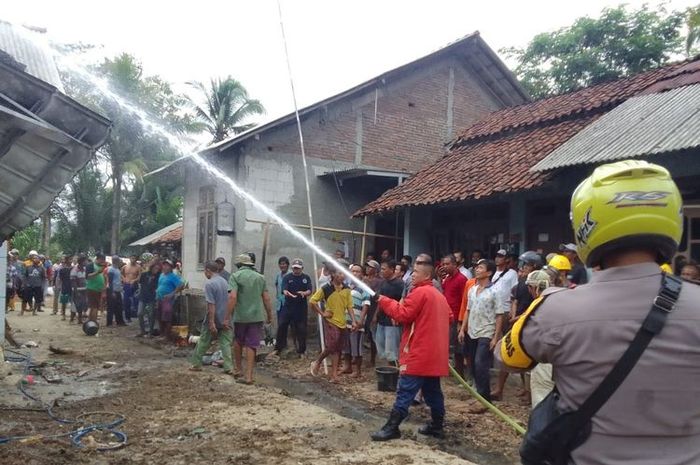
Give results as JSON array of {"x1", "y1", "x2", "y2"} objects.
[
  {"x1": 418, "y1": 412, "x2": 445, "y2": 439},
  {"x1": 370, "y1": 409, "x2": 405, "y2": 441}
]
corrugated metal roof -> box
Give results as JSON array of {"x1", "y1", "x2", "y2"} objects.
[
  {"x1": 532, "y1": 84, "x2": 700, "y2": 171},
  {"x1": 0, "y1": 21, "x2": 64, "y2": 92},
  {"x1": 355, "y1": 57, "x2": 700, "y2": 217},
  {"x1": 0, "y1": 59, "x2": 110, "y2": 239},
  {"x1": 129, "y1": 222, "x2": 182, "y2": 246}
]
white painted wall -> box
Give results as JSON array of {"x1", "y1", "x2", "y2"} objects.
[{"x1": 181, "y1": 152, "x2": 378, "y2": 293}]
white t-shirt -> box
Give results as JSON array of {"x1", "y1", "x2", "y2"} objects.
[
  {"x1": 491, "y1": 268, "x2": 518, "y2": 313},
  {"x1": 459, "y1": 265, "x2": 473, "y2": 279}
]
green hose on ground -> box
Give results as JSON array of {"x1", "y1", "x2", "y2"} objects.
[{"x1": 449, "y1": 365, "x2": 527, "y2": 436}]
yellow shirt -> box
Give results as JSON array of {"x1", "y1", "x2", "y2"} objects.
[{"x1": 310, "y1": 283, "x2": 352, "y2": 329}]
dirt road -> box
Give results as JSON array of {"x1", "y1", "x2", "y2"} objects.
[{"x1": 1, "y1": 305, "x2": 522, "y2": 465}]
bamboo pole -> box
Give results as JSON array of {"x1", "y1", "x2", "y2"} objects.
[
  {"x1": 246, "y1": 217, "x2": 400, "y2": 240},
  {"x1": 360, "y1": 216, "x2": 368, "y2": 261},
  {"x1": 260, "y1": 219, "x2": 271, "y2": 274},
  {"x1": 449, "y1": 365, "x2": 527, "y2": 436}
]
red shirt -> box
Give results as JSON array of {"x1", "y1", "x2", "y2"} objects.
[
  {"x1": 378, "y1": 280, "x2": 451, "y2": 377},
  {"x1": 442, "y1": 271, "x2": 467, "y2": 321}
]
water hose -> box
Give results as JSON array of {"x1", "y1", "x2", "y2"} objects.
[
  {"x1": 449, "y1": 365, "x2": 526, "y2": 436},
  {"x1": 1, "y1": 350, "x2": 128, "y2": 450}
]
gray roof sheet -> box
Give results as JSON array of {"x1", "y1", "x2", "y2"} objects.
[
  {"x1": 532, "y1": 84, "x2": 700, "y2": 171},
  {"x1": 0, "y1": 59, "x2": 110, "y2": 239},
  {"x1": 0, "y1": 21, "x2": 64, "y2": 91}
]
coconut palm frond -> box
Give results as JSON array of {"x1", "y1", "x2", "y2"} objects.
[{"x1": 186, "y1": 76, "x2": 265, "y2": 143}]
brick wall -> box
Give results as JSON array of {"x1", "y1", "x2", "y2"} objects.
[
  {"x1": 182, "y1": 51, "x2": 509, "y2": 289},
  {"x1": 239, "y1": 54, "x2": 503, "y2": 174}
]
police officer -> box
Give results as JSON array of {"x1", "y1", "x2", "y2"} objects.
[{"x1": 498, "y1": 160, "x2": 700, "y2": 464}]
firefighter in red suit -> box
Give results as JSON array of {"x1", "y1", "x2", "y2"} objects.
[{"x1": 370, "y1": 261, "x2": 451, "y2": 441}]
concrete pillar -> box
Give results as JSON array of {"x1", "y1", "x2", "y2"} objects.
[
  {"x1": 0, "y1": 241, "x2": 6, "y2": 346},
  {"x1": 509, "y1": 196, "x2": 527, "y2": 253},
  {"x1": 446, "y1": 66, "x2": 455, "y2": 140},
  {"x1": 354, "y1": 111, "x2": 363, "y2": 165},
  {"x1": 403, "y1": 207, "x2": 432, "y2": 258}
]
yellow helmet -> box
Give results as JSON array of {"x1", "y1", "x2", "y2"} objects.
[
  {"x1": 548, "y1": 254, "x2": 572, "y2": 272},
  {"x1": 660, "y1": 263, "x2": 673, "y2": 274},
  {"x1": 570, "y1": 160, "x2": 682, "y2": 267}
]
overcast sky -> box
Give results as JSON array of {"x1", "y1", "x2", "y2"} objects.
[{"x1": 4, "y1": 0, "x2": 698, "y2": 123}]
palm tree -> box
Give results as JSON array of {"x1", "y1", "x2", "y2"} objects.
[
  {"x1": 187, "y1": 77, "x2": 265, "y2": 143},
  {"x1": 688, "y1": 6, "x2": 700, "y2": 55},
  {"x1": 94, "y1": 54, "x2": 190, "y2": 253}
]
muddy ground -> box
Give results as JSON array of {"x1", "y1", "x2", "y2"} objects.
[{"x1": 1, "y1": 303, "x2": 527, "y2": 465}]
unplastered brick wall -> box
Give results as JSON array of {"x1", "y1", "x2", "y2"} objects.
[{"x1": 238, "y1": 54, "x2": 503, "y2": 176}]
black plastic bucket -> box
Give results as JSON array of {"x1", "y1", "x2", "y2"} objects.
[
  {"x1": 376, "y1": 366, "x2": 399, "y2": 392},
  {"x1": 82, "y1": 320, "x2": 99, "y2": 336}
]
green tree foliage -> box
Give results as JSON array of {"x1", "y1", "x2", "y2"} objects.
[
  {"x1": 187, "y1": 77, "x2": 265, "y2": 142},
  {"x1": 63, "y1": 53, "x2": 193, "y2": 253},
  {"x1": 503, "y1": 4, "x2": 685, "y2": 98},
  {"x1": 687, "y1": 5, "x2": 700, "y2": 55},
  {"x1": 119, "y1": 179, "x2": 183, "y2": 248},
  {"x1": 51, "y1": 161, "x2": 111, "y2": 254},
  {"x1": 10, "y1": 223, "x2": 41, "y2": 258}
]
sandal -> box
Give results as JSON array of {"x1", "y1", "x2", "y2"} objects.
[{"x1": 188, "y1": 366, "x2": 202, "y2": 372}]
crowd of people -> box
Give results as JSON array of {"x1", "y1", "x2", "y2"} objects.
[
  {"x1": 5, "y1": 160, "x2": 700, "y2": 462},
  {"x1": 262, "y1": 245, "x2": 606, "y2": 401},
  {"x1": 264, "y1": 236, "x2": 700, "y2": 438},
  {"x1": 5, "y1": 250, "x2": 187, "y2": 340}
]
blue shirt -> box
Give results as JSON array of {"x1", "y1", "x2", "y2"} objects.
[
  {"x1": 156, "y1": 272, "x2": 183, "y2": 300},
  {"x1": 349, "y1": 285, "x2": 371, "y2": 324},
  {"x1": 275, "y1": 271, "x2": 290, "y2": 311},
  {"x1": 107, "y1": 266, "x2": 123, "y2": 292}
]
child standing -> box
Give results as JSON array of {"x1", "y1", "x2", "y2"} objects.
[{"x1": 309, "y1": 266, "x2": 355, "y2": 383}]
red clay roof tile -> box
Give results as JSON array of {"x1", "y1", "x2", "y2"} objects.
[{"x1": 354, "y1": 58, "x2": 700, "y2": 217}]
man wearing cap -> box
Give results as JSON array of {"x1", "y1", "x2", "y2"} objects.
[
  {"x1": 156, "y1": 259, "x2": 185, "y2": 341},
  {"x1": 491, "y1": 249, "x2": 518, "y2": 324},
  {"x1": 228, "y1": 253, "x2": 273, "y2": 384},
  {"x1": 272, "y1": 258, "x2": 312, "y2": 358},
  {"x1": 559, "y1": 243, "x2": 588, "y2": 285},
  {"x1": 106, "y1": 256, "x2": 126, "y2": 326},
  {"x1": 521, "y1": 268, "x2": 555, "y2": 407},
  {"x1": 215, "y1": 256, "x2": 230, "y2": 282},
  {"x1": 498, "y1": 160, "x2": 700, "y2": 464}
]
